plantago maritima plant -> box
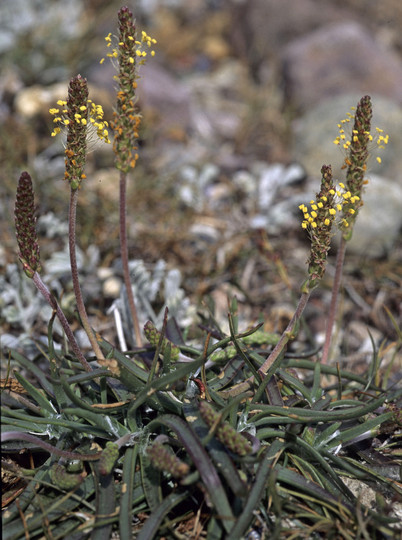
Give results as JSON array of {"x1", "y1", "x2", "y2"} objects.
[{"x1": 6, "y1": 6, "x2": 399, "y2": 535}]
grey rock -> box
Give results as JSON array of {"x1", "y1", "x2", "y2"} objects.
[
  {"x1": 334, "y1": 174, "x2": 402, "y2": 257},
  {"x1": 282, "y1": 21, "x2": 402, "y2": 110}
]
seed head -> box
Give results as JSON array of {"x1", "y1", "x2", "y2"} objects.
[
  {"x1": 15, "y1": 171, "x2": 41, "y2": 278},
  {"x1": 147, "y1": 442, "x2": 190, "y2": 479},
  {"x1": 198, "y1": 400, "x2": 252, "y2": 456},
  {"x1": 144, "y1": 321, "x2": 180, "y2": 361},
  {"x1": 98, "y1": 442, "x2": 119, "y2": 475},
  {"x1": 299, "y1": 165, "x2": 337, "y2": 291},
  {"x1": 107, "y1": 7, "x2": 156, "y2": 171}
]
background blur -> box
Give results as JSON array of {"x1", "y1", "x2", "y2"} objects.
[{"x1": 1, "y1": 0, "x2": 401, "y2": 366}]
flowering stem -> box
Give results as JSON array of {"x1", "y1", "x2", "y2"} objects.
[
  {"x1": 1, "y1": 431, "x2": 101, "y2": 460},
  {"x1": 321, "y1": 236, "x2": 347, "y2": 364},
  {"x1": 31, "y1": 271, "x2": 91, "y2": 372},
  {"x1": 119, "y1": 170, "x2": 142, "y2": 346},
  {"x1": 69, "y1": 188, "x2": 105, "y2": 361},
  {"x1": 258, "y1": 291, "x2": 310, "y2": 379}
]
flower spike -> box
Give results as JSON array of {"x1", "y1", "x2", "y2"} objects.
[
  {"x1": 339, "y1": 95, "x2": 372, "y2": 239},
  {"x1": 15, "y1": 171, "x2": 42, "y2": 278},
  {"x1": 300, "y1": 165, "x2": 337, "y2": 291},
  {"x1": 147, "y1": 442, "x2": 190, "y2": 479},
  {"x1": 110, "y1": 6, "x2": 156, "y2": 172},
  {"x1": 64, "y1": 75, "x2": 89, "y2": 190}
]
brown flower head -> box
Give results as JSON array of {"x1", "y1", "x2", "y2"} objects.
[
  {"x1": 299, "y1": 165, "x2": 338, "y2": 291},
  {"x1": 108, "y1": 6, "x2": 156, "y2": 171},
  {"x1": 335, "y1": 95, "x2": 373, "y2": 239},
  {"x1": 15, "y1": 171, "x2": 41, "y2": 278},
  {"x1": 64, "y1": 75, "x2": 89, "y2": 190},
  {"x1": 147, "y1": 442, "x2": 190, "y2": 479},
  {"x1": 198, "y1": 400, "x2": 252, "y2": 456}
]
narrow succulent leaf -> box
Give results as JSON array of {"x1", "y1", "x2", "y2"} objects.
[
  {"x1": 329, "y1": 412, "x2": 393, "y2": 448},
  {"x1": 289, "y1": 435, "x2": 356, "y2": 501},
  {"x1": 92, "y1": 465, "x2": 116, "y2": 540},
  {"x1": 264, "y1": 375, "x2": 285, "y2": 406},
  {"x1": 257, "y1": 428, "x2": 288, "y2": 441},
  {"x1": 277, "y1": 369, "x2": 313, "y2": 404},
  {"x1": 165, "y1": 316, "x2": 186, "y2": 345},
  {"x1": 136, "y1": 491, "x2": 190, "y2": 540},
  {"x1": 46, "y1": 311, "x2": 67, "y2": 408},
  {"x1": 13, "y1": 372, "x2": 56, "y2": 415},
  {"x1": 66, "y1": 369, "x2": 116, "y2": 384},
  {"x1": 276, "y1": 466, "x2": 354, "y2": 515},
  {"x1": 0, "y1": 418, "x2": 49, "y2": 435},
  {"x1": 183, "y1": 401, "x2": 247, "y2": 496},
  {"x1": 342, "y1": 457, "x2": 402, "y2": 498},
  {"x1": 9, "y1": 349, "x2": 54, "y2": 396},
  {"x1": 119, "y1": 446, "x2": 138, "y2": 540},
  {"x1": 127, "y1": 354, "x2": 205, "y2": 415},
  {"x1": 249, "y1": 394, "x2": 388, "y2": 423},
  {"x1": 311, "y1": 393, "x2": 332, "y2": 410},
  {"x1": 140, "y1": 452, "x2": 162, "y2": 512},
  {"x1": 289, "y1": 454, "x2": 342, "y2": 501},
  {"x1": 228, "y1": 440, "x2": 285, "y2": 539},
  {"x1": 60, "y1": 376, "x2": 125, "y2": 414},
  {"x1": 147, "y1": 414, "x2": 234, "y2": 532},
  {"x1": 229, "y1": 296, "x2": 239, "y2": 334},
  {"x1": 98, "y1": 336, "x2": 149, "y2": 382},
  {"x1": 287, "y1": 359, "x2": 384, "y2": 390},
  {"x1": 314, "y1": 421, "x2": 342, "y2": 448},
  {"x1": 63, "y1": 407, "x2": 129, "y2": 438},
  {"x1": 2, "y1": 411, "x2": 106, "y2": 438},
  {"x1": 228, "y1": 312, "x2": 260, "y2": 381},
  {"x1": 311, "y1": 360, "x2": 323, "y2": 402},
  {"x1": 3, "y1": 473, "x2": 96, "y2": 539},
  {"x1": 207, "y1": 357, "x2": 244, "y2": 392}
]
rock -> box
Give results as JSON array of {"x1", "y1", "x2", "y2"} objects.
[
  {"x1": 229, "y1": 0, "x2": 347, "y2": 79},
  {"x1": 14, "y1": 82, "x2": 112, "y2": 120},
  {"x1": 282, "y1": 21, "x2": 402, "y2": 110},
  {"x1": 138, "y1": 63, "x2": 191, "y2": 137}
]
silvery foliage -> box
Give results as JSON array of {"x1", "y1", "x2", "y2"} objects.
[
  {"x1": 116, "y1": 259, "x2": 194, "y2": 347},
  {"x1": 0, "y1": 264, "x2": 55, "y2": 356},
  {"x1": 1, "y1": 210, "x2": 100, "y2": 356}
]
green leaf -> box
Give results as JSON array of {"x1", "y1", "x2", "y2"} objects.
[{"x1": 147, "y1": 414, "x2": 234, "y2": 533}]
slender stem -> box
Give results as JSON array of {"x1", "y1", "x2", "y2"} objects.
[
  {"x1": 321, "y1": 235, "x2": 347, "y2": 364},
  {"x1": 32, "y1": 272, "x2": 91, "y2": 372},
  {"x1": 1, "y1": 431, "x2": 101, "y2": 461},
  {"x1": 119, "y1": 170, "x2": 142, "y2": 346},
  {"x1": 68, "y1": 188, "x2": 105, "y2": 360},
  {"x1": 258, "y1": 291, "x2": 311, "y2": 379}
]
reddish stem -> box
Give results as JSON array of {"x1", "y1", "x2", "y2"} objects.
[
  {"x1": 32, "y1": 272, "x2": 91, "y2": 372},
  {"x1": 119, "y1": 170, "x2": 142, "y2": 346},
  {"x1": 321, "y1": 235, "x2": 347, "y2": 364},
  {"x1": 68, "y1": 188, "x2": 105, "y2": 361},
  {"x1": 258, "y1": 291, "x2": 311, "y2": 379}
]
